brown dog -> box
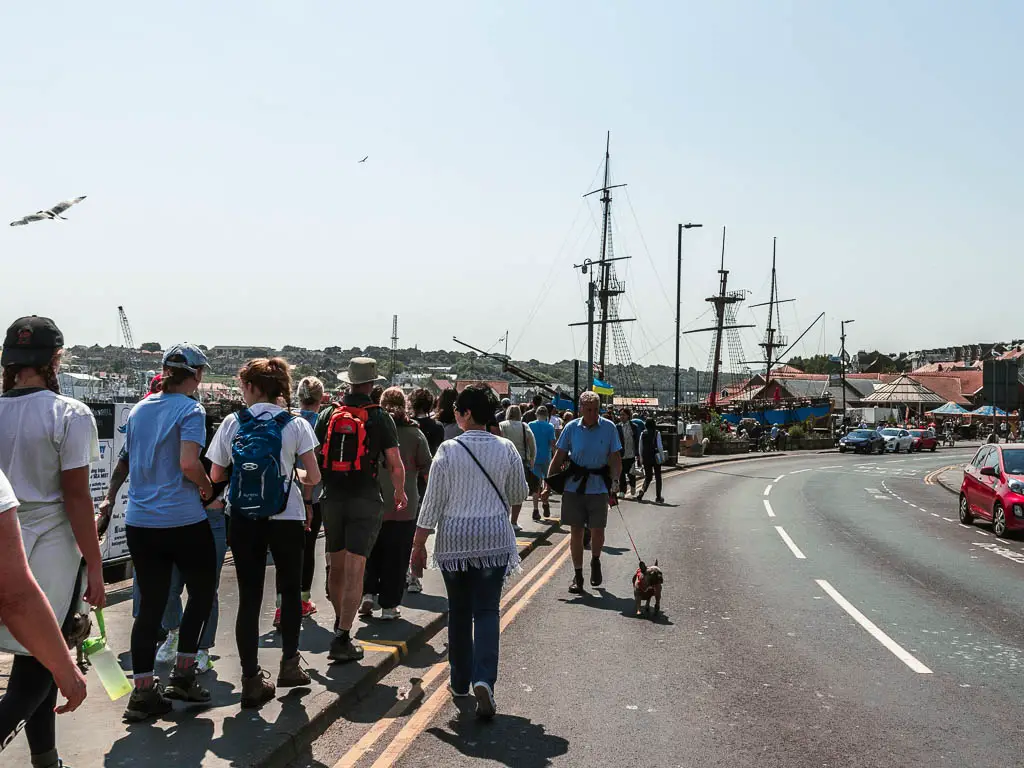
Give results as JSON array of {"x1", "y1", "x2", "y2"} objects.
[{"x1": 632, "y1": 560, "x2": 663, "y2": 617}]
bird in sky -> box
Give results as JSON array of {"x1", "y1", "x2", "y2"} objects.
[
  {"x1": 358, "y1": 156, "x2": 368, "y2": 163},
  {"x1": 10, "y1": 196, "x2": 88, "y2": 226}
]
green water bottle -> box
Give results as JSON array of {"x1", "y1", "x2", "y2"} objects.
[{"x1": 82, "y1": 608, "x2": 133, "y2": 701}]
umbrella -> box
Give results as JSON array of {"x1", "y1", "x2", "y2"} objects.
[
  {"x1": 926, "y1": 401, "x2": 969, "y2": 416},
  {"x1": 969, "y1": 405, "x2": 1008, "y2": 417}
]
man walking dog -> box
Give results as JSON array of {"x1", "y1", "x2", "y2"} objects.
[{"x1": 548, "y1": 391, "x2": 621, "y2": 593}]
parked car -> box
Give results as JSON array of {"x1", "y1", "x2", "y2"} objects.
[
  {"x1": 879, "y1": 427, "x2": 914, "y2": 453},
  {"x1": 959, "y1": 444, "x2": 1024, "y2": 537},
  {"x1": 838, "y1": 429, "x2": 885, "y2": 454},
  {"x1": 908, "y1": 428, "x2": 938, "y2": 452}
]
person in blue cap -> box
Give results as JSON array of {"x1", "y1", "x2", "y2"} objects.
[{"x1": 120, "y1": 343, "x2": 218, "y2": 723}]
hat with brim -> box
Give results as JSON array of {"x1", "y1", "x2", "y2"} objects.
[
  {"x1": 1, "y1": 316, "x2": 64, "y2": 367},
  {"x1": 339, "y1": 357, "x2": 386, "y2": 386}
]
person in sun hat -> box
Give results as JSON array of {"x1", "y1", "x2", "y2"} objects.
[
  {"x1": 0, "y1": 316, "x2": 104, "y2": 767},
  {"x1": 314, "y1": 358, "x2": 406, "y2": 662}
]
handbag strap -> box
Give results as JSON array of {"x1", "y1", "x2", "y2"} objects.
[{"x1": 454, "y1": 438, "x2": 509, "y2": 511}]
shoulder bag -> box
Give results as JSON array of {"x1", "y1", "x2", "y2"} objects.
[{"x1": 454, "y1": 438, "x2": 509, "y2": 511}]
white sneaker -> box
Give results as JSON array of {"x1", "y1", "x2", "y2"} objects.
[
  {"x1": 359, "y1": 594, "x2": 378, "y2": 617},
  {"x1": 380, "y1": 607, "x2": 401, "y2": 620},
  {"x1": 448, "y1": 683, "x2": 471, "y2": 698},
  {"x1": 473, "y1": 681, "x2": 496, "y2": 719},
  {"x1": 512, "y1": 524, "x2": 523, "y2": 533},
  {"x1": 155, "y1": 630, "x2": 179, "y2": 664},
  {"x1": 406, "y1": 575, "x2": 423, "y2": 594},
  {"x1": 195, "y1": 649, "x2": 214, "y2": 674}
]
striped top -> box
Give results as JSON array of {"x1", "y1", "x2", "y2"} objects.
[{"x1": 417, "y1": 430, "x2": 529, "y2": 577}]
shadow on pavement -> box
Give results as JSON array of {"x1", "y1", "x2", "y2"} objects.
[
  {"x1": 425, "y1": 704, "x2": 569, "y2": 767},
  {"x1": 561, "y1": 589, "x2": 675, "y2": 626},
  {"x1": 695, "y1": 467, "x2": 783, "y2": 480}
]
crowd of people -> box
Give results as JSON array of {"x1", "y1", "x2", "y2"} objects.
[{"x1": 0, "y1": 314, "x2": 672, "y2": 762}]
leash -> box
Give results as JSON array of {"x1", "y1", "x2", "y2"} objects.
[{"x1": 614, "y1": 501, "x2": 645, "y2": 566}]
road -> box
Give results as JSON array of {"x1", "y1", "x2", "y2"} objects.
[{"x1": 291, "y1": 445, "x2": 1024, "y2": 767}]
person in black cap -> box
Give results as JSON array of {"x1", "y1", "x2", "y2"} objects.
[{"x1": 0, "y1": 316, "x2": 105, "y2": 768}]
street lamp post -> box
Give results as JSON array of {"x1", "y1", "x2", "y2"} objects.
[
  {"x1": 841, "y1": 319, "x2": 855, "y2": 420},
  {"x1": 675, "y1": 223, "x2": 703, "y2": 425}
]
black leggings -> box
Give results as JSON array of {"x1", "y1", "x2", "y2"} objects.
[
  {"x1": 620, "y1": 458, "x2": 637, "y2": 493},
  {"x1": 231, "y1": 515, "x2": 304, "y2": 678},
  {"x1": 641, "y1": 462, "x2": 663, "y2": 498},
  {"x1": 0, "y1": 574, "x2": 80, "y2": 757},
  {"x1": 363, "y1": 520, "x2": 416, "y2": 609},
  {"x1": 127, "y1": 520, "x2": 217, "y2": 676}
]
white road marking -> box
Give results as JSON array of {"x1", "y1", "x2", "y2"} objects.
[
  {"x1": 973, "y1": 541, "x2": 1024, "y2": 564},
  {"x1": 975, "y1": 530, "x2": 990, "y2": 536},
  {"x1": 790, "y1": 468, "x2": 812, "y2": 475},
  {"x1": 819, "y1": 465, "x2": 842, "y2": 470},
  {"x1": 874, "y1": 495, "x2": 889, "y2": 500},
  {"x1": 764, "y1": 485, "x2": 772, "y2": 497},
  {"x1": 931, "y1": 513, "x2": 940, "y2": 517},
  {"x1": 774, "y1": 526, "x2": 806, "y2": 559},
  {"x1": 865, "y1": 488, "x2": 881, "y2": 494},
  {"x1": 815, "y1": 579, "x2": 933, "y2": 674},
  {"x1": 774, "y1": 475, "x2": 785, "y2": 483},
  {"x1": 763, "y1": 499, "x2": 776, "y2": 518}
]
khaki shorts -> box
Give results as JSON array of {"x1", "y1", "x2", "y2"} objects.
[
  {"x1": 322, "y1": 495, "x2": 383, "y2": 556},
  {"x1": 561, "y1": 492, "x2": 609, "y2": 529}
]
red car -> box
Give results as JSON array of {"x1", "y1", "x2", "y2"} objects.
[
  {"x1": 908, "y1": 428, "x2": 938, "y2": 452},
  {"x1": 959, "y1": 444, "x2": 1024, "y2": 537}
]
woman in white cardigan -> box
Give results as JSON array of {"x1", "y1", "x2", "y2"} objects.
[{"x1": 411, "y1": 384, "x2": 528, "y2": 720}]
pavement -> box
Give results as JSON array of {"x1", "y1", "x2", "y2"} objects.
[
  {"x1": 288, "y1": 444, "x2": 1024, "y2": 767},
  {"x1": 1, "y1": 443, "x2": 985, "y2": 766}
]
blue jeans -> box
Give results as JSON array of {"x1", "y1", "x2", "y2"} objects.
[
  {"x1": 441, "y1": 561, "x2": 506, "y2": 693},
  {"x1": 131, "y1": 508, "x2": 228, "y2": 650}
]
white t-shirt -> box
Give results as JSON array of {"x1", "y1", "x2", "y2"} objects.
[
  {"x1": 0, "y1": 389, "x2": 99, "y2": 509},
  {"x1": 206, "y1": 403, "x2": 318, "y2": 522},
  {"x1": 0, "y1": 468, "x2": 17, "y2": 514},
  {"x1": 550, "y1": 415, "x2": 563, "y2": 431}
]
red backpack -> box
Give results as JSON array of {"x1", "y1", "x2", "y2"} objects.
[{"x1": 320, "y1": 404, "x2": 379, "y2": 479}]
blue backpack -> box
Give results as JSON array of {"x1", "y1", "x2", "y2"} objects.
[{"x1": 228, "y1": 409, "x2": 296, "y2": 520}]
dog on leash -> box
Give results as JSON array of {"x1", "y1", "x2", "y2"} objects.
[{"x1": 632, "y1": 560, "x2": 663, "y2": 617}]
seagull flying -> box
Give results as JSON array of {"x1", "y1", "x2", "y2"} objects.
[
  {"x1": 10, "y1": 196, "x2": 88, "y2": 227},
  {"x1": 358, "y1": 156, "x2": 368, "y2": 163}
]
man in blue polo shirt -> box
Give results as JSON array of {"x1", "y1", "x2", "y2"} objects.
[{"x1": 548, "y1": 391, "x2": 622, "y2": 593}]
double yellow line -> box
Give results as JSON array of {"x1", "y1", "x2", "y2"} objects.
[{"x1": 333, "y1": 532, "x2": 573, "y2": 768}]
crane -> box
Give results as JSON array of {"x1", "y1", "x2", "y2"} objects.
[{"x1": 118, "y1": 306, "x2": 135, "y2": 349}]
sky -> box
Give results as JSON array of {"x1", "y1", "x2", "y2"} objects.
[{"x1": 2, "y1": 1, "x2": 1021, "y2": 372}]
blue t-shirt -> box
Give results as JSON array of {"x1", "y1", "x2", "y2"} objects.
[
  {"x1": 556, "y1": 416, "x2": 622, "y2": 494},
  {"x1": 529, "y1": 419, "x2": 557, "y2": 475},
  {"x1": 123, "y1": 393, "x2": 208, "y2": 528}
]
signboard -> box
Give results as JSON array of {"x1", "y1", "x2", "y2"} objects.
[
  {"x1": 612, "y1": 397, "x2": 660, "y2": 407},
  {"x1": 87, "y1": 401, "x2": 134, "y2": 563},
  {"x1": 983, "y1": 360, "x2": 1019, "y2": 414}
]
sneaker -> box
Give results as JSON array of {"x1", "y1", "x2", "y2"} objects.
[
  {"x1": 568, "y1": 576, "x2": 585, "y2": 594},
  {"x1": 406, "y1": 575, "x2": 423, "y2": 594},
  {"x1": 380, "y1": 607, "x2": 401, "y2": 621},
  {"x1": 656, "y1": 497, "x2": 665, "y2": 504},
  {"x1": 448, "y1": 683, "x2": 471, "y2": 698},
  {"x1": 590, "y1": 557, "x2": 603, "y2": 587},
  {"x1": 473, "y1": 681, "x2": 496, "y2": 720},
  {"x1": 636, "y1": 490, "x2": 645, "y2": 502},
  {"x1": 165, "y1": 664, "x2": 211, "y2": 703},
  {"x1": 542, "y1": 502, "x2": 551, "y2": 519},
  {"x1": 124, "y1": 683, "x2": 173, "y2": 723},
  {"x1": 358, "y1": 594, "x2": 377, "y2": 618},
  {"x1": 155, "y1": 630, "x2": 179, "y2": 665},
  {"x1": 301, "y1": 600, "x2": 318, "y2": 618},
  {"x1": 240, "y1": 668, "x2": 276, "y2": 709},
  {"x1": 195, "y1": 650, "x2": 215, "y2": 675},
  {"x1": 329, "y1": 633, "x2": 365, "y2": 662},
  {"x1": 272, "y1": 608, "x2": 282, "y2": 628},
  {"x1": 277, "y1": 654, "x2": 311, "y2": 687},
  {"x1": 512, "y1": 523, "x2": 523, "y2": 533},
  {"x1": 532, "y1": 509, "x2": 541, "y2": 522}
]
